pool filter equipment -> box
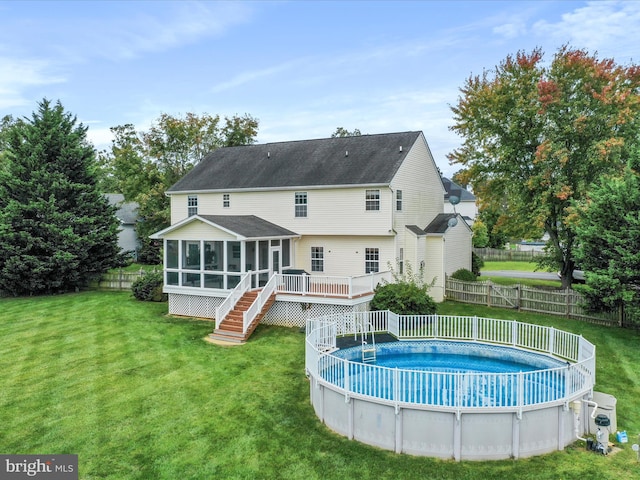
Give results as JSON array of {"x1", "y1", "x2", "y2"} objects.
[{"x1": 594, "y1": 414, "x2": 611, "y2": 455}]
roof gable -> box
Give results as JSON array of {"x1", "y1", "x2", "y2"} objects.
[
  {"x1": 150, "y1": 215, "x2": 298, "y2": 239},
  {"x1": 199, "y1": 215, "x2": 298, "y2": 238},
  {"x1": 168, "y1": 131, "x2": 423, "y2": 193},
  {"x1": 424, "y1": 213, "x2": 457, "y2": 234},
  {"x1": 442, "y1": 177, "x2": 476, "y2": 202}
]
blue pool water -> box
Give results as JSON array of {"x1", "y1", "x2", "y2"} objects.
[
  {"x1": 324, "y1": 341, "x2": 568, "y2": 407},
  {"x1": 373, "y1": 352, "x2": 539, "y2": 373}
]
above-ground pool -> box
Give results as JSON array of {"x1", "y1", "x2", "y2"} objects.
[
  {"x1": 306, "y1": 312, "x2": 596, "y2": 461},
  {"x1": 329, "y1": 341, "x2": 568, "y2": 408}
]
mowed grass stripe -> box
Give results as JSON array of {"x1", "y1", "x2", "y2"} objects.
[{"x1": 1, "y1": 292, "x2": 640, "y2": 479}]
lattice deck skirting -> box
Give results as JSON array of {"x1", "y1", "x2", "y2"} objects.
[
  {"x1": 168, "y1": 293, "x2": 369, "y2": 328},
  {"x1": 262, "y1": 301, "x2": 369, "y2": 328},
  {"x1": 168, "y1": 294, "x2": 224, "y2": 320}
]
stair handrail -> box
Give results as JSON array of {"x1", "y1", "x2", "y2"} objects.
[
  {"x1": 242, "y1": 274, "x2": 278, "y2": 334},
  {"x1": 215, "y1": 273, "x2": 251, "y2": 330}
]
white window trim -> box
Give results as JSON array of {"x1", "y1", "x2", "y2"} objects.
[
  {"x1": 365, "y1": 189, "x2": 380, "y2": 211},
  {"x1": 311, "y1": 246, "x2": 324, "y2": 272},
  {"x1": 295, "y1": 192, "x2": 308, "y2": 217}
]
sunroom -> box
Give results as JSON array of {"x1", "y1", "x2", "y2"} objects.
[{"x1": 150, "y1": 215, "x2": 299, "y2": 294}]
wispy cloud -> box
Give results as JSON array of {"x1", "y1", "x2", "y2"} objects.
[
  {"x1": 0, "y1": 57, "x2": 66, "y2": 110},
  {"x1": 533, "y1": 1, "x2": 640, "y2": 60},
  {"x1": 210, "y1": 62, "x2": 297, "y2": 93},
  {"x1": 493, "y1": 20, "x2": 527, "y2": 39},
  {"x1": 73, "y1": 1, "x2": 254, "y2": 62}
]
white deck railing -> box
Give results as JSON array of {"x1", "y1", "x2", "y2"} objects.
[
  {"x1": 277, "y1": 271, "x2": 390, "y2": 298},
  {"x1": 305, "y1": 311, "x2": 596, "y2": 411},
  {"x1": 215, "y1": 273, "x2": 251, "y2": 330},
  {"x1": 242, "y1": 274, "x2": 278, "y2": 333}
]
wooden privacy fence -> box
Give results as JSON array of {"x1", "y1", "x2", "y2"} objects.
[
  {"x1": 97, "y1": 268, "x2": 158, "y2": 290},
  {"x1": 445, "y1": 277, "x2": 626, "y2": 327},
  {"x1": 473, "y1": 248, "x2": 547, "y2": 261}
]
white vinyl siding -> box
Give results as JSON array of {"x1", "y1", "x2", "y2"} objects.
[
  {"x1": 444, "y1": 221, "x2": 472, "y2": 276},
  {"x1": 391, "y1": 138, "x2": 444, "y2": 227},
  {"x1": 425, "y1": 236, "x2": 445, "y2": 302},
  {"x1": 170, "y1": 187, "x2": 393, "y2": 236},
  {"x1": 294, "y1": 236, "x2": 394, "y2": 277}
]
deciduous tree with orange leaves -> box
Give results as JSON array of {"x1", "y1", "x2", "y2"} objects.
[{"x1": 449, "y1": 46, "x2": 640, "y2": 287}]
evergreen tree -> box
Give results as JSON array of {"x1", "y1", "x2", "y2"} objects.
[
  {"x1": 574, "y1": 146, "x2": 640, "y2": 325},
  {"x1": 0, "y1": 99, "x2": 120, "y2": 295}
]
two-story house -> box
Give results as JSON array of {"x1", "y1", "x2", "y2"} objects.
[{"x1": 151, "y1": 131, "x2": 471, "y2": 342}]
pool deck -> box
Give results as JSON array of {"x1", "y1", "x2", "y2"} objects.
[{"x1": 336, "y1": 332, "x2": 398, "y2": 349}]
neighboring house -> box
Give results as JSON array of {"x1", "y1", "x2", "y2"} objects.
[
  {"x1": 442, "y1": 177, "x2": 477, "y2": 225},
  {"x1": 151, "y1": 131, "x2": 472, "y2": 341},
  {"x1": 106, "y1": 194, "x2": 140, "y2": 257}
]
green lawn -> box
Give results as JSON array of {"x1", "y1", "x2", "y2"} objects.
[
  {"x1": 482, "y1": 261, "x2": 547, "y2": 272},
  {"x1": 480, "y1": 260, "x2": 562, "y2": 288},
  {"x1": 1, "y1": 292, "x2": 639, "y2": 479}
]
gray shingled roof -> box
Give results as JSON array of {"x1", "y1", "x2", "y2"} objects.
[
  {"x1": 168, "y1": 131, "x2": 423, "y2": 193},
  {"x1": 424, "y1": 213, "x2": 457, "y2": 234},
  {"x1": 442, "y1": 177, "x2": 475, "y2": 202},
  {"x1": 105, "y1": 193, "x2": 139, "y2": 225},
  {"x1": 405, "y1": 225, "x2": 426, "y2": 236},
  {"x1": 199, "y1": 215, "x2": 298, "y2": 238}
]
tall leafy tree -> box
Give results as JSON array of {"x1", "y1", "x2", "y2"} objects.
[
  {"x1": 574, "y1": 146, "x2": 640, "y2": 325},
  {"x1": 471, "y1": 220, "x2": 489, "y2": 248},
  {"x1": 331, "y1": 127, "x2": 362, "y2": 137},
  {"x1": 0, "y1": 99, "x2": 120, "y2": 295},
  {"x1": 449, "y1": 47, "x2": 640, "y2": 287},
  {"x1": 100, "y1": 112, "x2": 259, "y2": 263}
]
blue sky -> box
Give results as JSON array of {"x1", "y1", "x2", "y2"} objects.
[{"x1": 1, "y1": 1, "x2": 639, "y2": 177}]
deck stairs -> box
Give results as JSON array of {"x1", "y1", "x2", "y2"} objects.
[{"x1": 209, "y1": 290, "x2": 276, "y2": 344}]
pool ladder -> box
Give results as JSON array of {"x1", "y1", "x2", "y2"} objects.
[{"x1": 361, "y1": 330, "x2": 377, "y2": 363}]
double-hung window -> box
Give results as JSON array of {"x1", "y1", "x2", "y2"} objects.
[
  {"x1": 365, "y1": 248, "x2": 379, "y2": 273},
  {"x1": 295, "y1": 192, "x2": 307, "y2": 217},
  {"x1": 396, "y1": 190, "x2": 403, "y2": 211},
  {"x1": 223, "y1": 194, "x2": 230, "y2": 208},
  {"x1": 365, "y1": 189, "x2": 380, "y2": 211},
  {"x1": 311, "y1": 247, "x2": 324, "y2": 272},
  {"x1": 187, "y1": 195, "x2": 198, "y2": 216}
]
